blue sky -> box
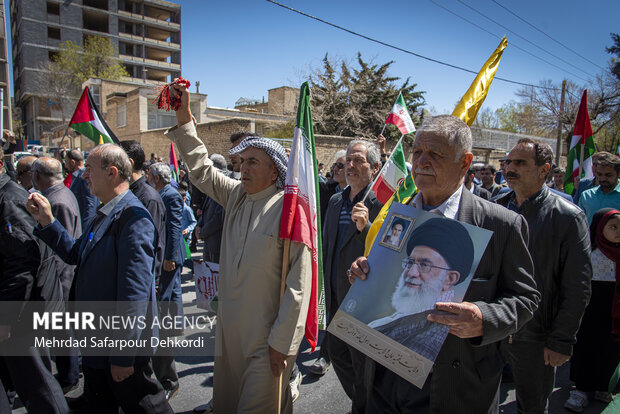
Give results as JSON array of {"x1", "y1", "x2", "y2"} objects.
[
  {"x1": 6, "y1": 0, "x2": 619, "y2": 114},
  {"x1": 174, "y1": 0, "x2": 618, "y2": 113}
]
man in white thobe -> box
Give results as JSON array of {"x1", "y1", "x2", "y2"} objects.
[{"x1": 165, "y1": 84, "x2": 312, "y2": 413}]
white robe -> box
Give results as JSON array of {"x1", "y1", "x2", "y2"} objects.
[{"x1": 167, "y1": 122, "x2": 312, "y2": 413}]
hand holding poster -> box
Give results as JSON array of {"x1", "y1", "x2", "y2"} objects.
[{"x1": 328, "y1": 203, "x2": 492, "y2": 388}]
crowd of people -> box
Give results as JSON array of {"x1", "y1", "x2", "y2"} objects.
[{"x1": 0, "y1": 81, "x2": 618, "y2": 414}]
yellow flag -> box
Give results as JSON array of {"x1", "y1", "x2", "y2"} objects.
[
  {"x1": 98, "y1": 135, "x2": 104, "y2": 145},
  {"x1": 452, "y1": 37, "x2": 508, "y2": 126}
]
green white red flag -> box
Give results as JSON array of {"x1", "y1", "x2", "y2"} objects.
[
  {"x1": 385, "y1": 92, "x2": 416, "y2": 135},
  {"x1": 370, "y1": 140, "x2": 408, "y2": 204},
  {"x1": 169, "y1": 142, "x2": 180, "y2": 183},
  {"x1": 564, "y1": 90, "x2": 597, "y2": 195},
  {"x1": 280, "y1": 82, "x2": 324, "y2": 351},
  {"x1": 69, "y1": 86, "x2": 118, "y2": 144}
]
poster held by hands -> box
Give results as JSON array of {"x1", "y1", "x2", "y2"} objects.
[{"x1": 328, "y1": 203, "x2": 492, "y2": 388}]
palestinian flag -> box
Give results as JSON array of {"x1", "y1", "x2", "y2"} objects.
[
  {"x1": 385, "y1": 92, "x2": 415, "y2": 135},
  {"x1": 564, "y1": 90, "x2": 596, "y2": 195},
  {"x1": 370, "y1": 140, "x2": 408, "y2": 204},
  {"x1": 69, "y1": 87, "x2": 118, "y2": 144}
]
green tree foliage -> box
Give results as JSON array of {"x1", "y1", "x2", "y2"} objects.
[
  {"x1": 265, "y1": 120, "x2": 295, "y2": 139},
  {"x1": 606, "y1": 32, "x2": 620, "y2": 80},
  {"x1": 40, "y1": 36, "x2": 129, "y2": 124},
  {"x1": 53, "y1": 36, "x2": 129, "y2": 90},
  {"x1": 310, "y1": 53, "x2": 425, "y2": 143}
]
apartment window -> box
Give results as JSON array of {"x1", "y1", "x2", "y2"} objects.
[
  {"x1": 48, "y1": 51, "x2": 58, "y2": 61},
  {"x1": 47, "y1": 26, "x2": 60, "y2": 40},
  {"x1": 117, "y1": 103, "x2": 126, "y2": 128},
  {"x1": 47, "y1": 2, "x2": 60, "y2": 15},
  {"x1": 90, "y1": 85, "x2": 101, "y2": 108}
]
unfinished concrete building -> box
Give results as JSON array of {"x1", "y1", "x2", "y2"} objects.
[{"x1": 10, "y1": 0, "x2": 181, "y2": 140}]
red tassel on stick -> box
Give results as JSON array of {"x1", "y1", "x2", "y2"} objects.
[{"x1": 153, "y1": 77, "x2": 191, "y2": 111}]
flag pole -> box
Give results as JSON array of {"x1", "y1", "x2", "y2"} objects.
[
  {"x1": 59, "y1": 123, "x2": 71, "y2": 148},
  {"x1": 361, "y1": 134, "x2": 405, "y2": 203},
  {"x1": 578, "y1": 142, "x2": 585, "y2": 179},
  {"x1": 276, "y1": 238, "x2": 291, "y2": 414}
]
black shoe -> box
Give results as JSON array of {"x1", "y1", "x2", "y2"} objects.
[
  {"x1": 307, "y1": 357, "x2": 330, "y2": 376},
  {"x1": 164, "y1": 383, "x2": 180, "y2": 401},
  {"x1": 66, "y1": 394, "x2": 87, "y2": 409}
]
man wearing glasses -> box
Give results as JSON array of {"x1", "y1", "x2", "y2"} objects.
[{"x1": 369, "y1": 218, "x2": 474, "y2": 361}]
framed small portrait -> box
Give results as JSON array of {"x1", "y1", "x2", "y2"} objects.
[{"x1": 379, "y1": 213, "x2": 414, "y2": 251}]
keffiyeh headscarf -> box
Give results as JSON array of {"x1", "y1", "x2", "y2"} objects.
[{"x1": 229, "y1": 136, "x2": 288, "y2": 189}]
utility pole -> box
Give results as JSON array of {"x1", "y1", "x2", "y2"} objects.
[{"x1": 555, "y1": 80, "x2": 567, "y2": 165}]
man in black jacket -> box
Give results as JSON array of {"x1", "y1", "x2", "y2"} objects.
[
  {"x1": 0, "y1": 148, "x2": 69, "y2": 413},
  {"x1": 120, "y1": 140, "x2": 166, "y2": 279},
  {"x1": 496, "y1": 138, "x2": 592, "y2": 414},
  {"x1": 322, "y1": 139, "x2": 383, "y2": 414},
  {"x1": 348, "y1": 115, "x2": 539, "y2": 413}
]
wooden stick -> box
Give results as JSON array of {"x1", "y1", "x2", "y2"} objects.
[{"x1": 276, "y1": 238, "x2": 291, "y2": 414}]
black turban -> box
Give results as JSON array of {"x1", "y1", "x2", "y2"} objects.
[{"x1": 406, "y1": 218, "x2": 474, "y2": 284}]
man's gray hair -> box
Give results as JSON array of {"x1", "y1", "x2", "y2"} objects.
[
  {"x1": 32, "y1": 157, "x2": 63, "y2": 182},
  {"x1": 149, "y1": 162, "x2": 172, "y2": 185},
  {"x1": 210, "y1": 154, "x2": 227, "y2": 170},
  {"x1": 334, "y1": 149, "x2": 346, "y2": 160},
  {"x1": 347, "y1": 140, "x2": 380, "y2": 167},
  {"x1": 91, "y1": 144, "x2": 132, "y2": 181},
  {"x1": 416, "y1": 115, "x2": 473, "y2": 159}
]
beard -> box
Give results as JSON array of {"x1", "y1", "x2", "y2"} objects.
[{"x1": 391, "y1": 270, "x2": 447, "y2": 315}]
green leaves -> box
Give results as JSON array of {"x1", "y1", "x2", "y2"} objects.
[
  {"x1": 52, "y1": 36, "x2": 129, "y2": 91},
  {"x1": 310, "y1": 53, "x2": 425, "y2": 143}
]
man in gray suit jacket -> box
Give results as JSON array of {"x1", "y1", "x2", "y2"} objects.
[
  {"x1": 349, "y1": 115, "x2": 539, "y2": 413},
  {"x1": 32, "y1": 157, "x2": 82, "y2": 390},
  {"x1": 322, "y1": 139, "x2": 383, "y2": 414}
]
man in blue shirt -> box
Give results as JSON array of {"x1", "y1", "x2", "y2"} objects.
[{"x1": 578, "y1": 152, "x2": 620, "y2": 223}]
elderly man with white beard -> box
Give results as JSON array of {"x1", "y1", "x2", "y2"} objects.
[
  {"x1": 369, "y1": 218, "x2": 474, "y2": 361},
  {"x1": 382, "y1": 218, "x2": 406, "y2": 247}
]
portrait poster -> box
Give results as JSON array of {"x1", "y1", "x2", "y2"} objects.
[{"x1": 327, "y1": 202, "x2": 492, "y2": 388}]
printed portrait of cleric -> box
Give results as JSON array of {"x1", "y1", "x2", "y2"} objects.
[
  {"x1": 379, "y1": 215, "x2": 413, "y2": 251},
  {"x1": 368, "y1": 217, "x2": 474, "y2": 361}
]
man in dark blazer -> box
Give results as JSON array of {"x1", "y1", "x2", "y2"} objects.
[
  {"x1": 148, "y1": 161, "x2": 184, "y2": 399},
  {"x1": 120, "y1": 140, "x2": 167, "y2": 279},
  {"x1": 0, "y1": 149, "x2": 69, "y2": 413},
  {"x1": 66, "y1": 149, "x2": 99, "y2": 229},
  {"x1": 196, "y1": 154, "x2": 229, "y2": 264},
  {"x1": 464, "y1": 167, "x2": 491, "y2": 200},
  {"x1": 322, "y1": 139, "x2": 383, "y2": 414},
  {"x1": 28, "y1": 144, "x2": 172, "y2": 413},
  {"x1": 31, "y1": 156, "x2": 83, "y2": 390},
  {"x1": 349, "y1": 115, "x2": 539, "y2": 413}
]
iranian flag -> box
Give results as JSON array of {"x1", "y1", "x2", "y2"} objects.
[
  {"x1": 385, "y1": 92, "x2": 416, "y2": 135},
  {"x1": 280, "y1": 82, "x2": 324, "y2": 351},
  {"x1": 564, "y1": 90, "x2": 597, "y2": 195},
  {"x1": 68, "y1": 87, "x2": 118, "y2": 144},
  {"x1": 370, "y1": 140, "x2": 408, "y2": 204}
]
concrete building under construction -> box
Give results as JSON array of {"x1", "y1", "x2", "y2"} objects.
[{"x1": 10, "y1": 0, "x2": 181, "y2": 140}]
